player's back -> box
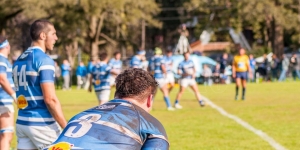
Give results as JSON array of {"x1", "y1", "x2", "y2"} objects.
[
  {"x1": 0, "y1": 55, "x2": 14, "y2": 105},
  {"x1": 130, "y1": 56, "x2": 141, "y2": 68},
  {"x1": 47, "y1": 99, "x2": 169, "y2": 150},
  {"x1": 13, "y1": 46, "x2": 56, "y2": 126},
  {"x1": 150, "y1": 55, "x2": 165, "y2": 78}
]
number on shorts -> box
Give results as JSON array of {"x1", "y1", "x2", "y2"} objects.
[{"x1": 64, "y1": 114, "x2": 101, "y2": 138}]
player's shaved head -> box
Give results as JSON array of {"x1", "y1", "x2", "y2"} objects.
[
  {"x1": 115, "y1": 68, "x2": 158, "y2": 102},
  {"x1": 30, "y1": 19, "x2": 54, "y2": 41}
]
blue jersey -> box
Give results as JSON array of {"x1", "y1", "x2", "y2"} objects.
[
  {"x1": 76, "y1": 65, "x2": 87, "y2": 77},
  {"x1": 130, "y1": 56, "x2": 141, "y2": 68},
  {"x1": 61, "y1": 64, "x2": 70, "y2": 76},
  {"x1": 178, "y1": 59, "x2": 195, "y2": 79},
  {"x1": 164, "y1": 56, "x2": 173, "y2": 73},
  {"x1": 108, "y1": 58, "x2": 122, "y2": 74},
  {"x1": 46, "y1": 99, "x2": 169, "y2": 150},
  {"x1": 87, "y1": 61, "x2": 94, "y2": 74},
  {"x1": 150, "y1": 55, "x2": 165, "y2": 79},
  {"x1": 13, "y1": 46, "x2": 56, "y2": 126},
  {"x1": 91, "y1": 62, "x2": 111, "y2": 91},
  {"x1": 0, "y1": 54, "x2": 14, "y2": 106},
  {"x1": 249, "y1": 58, "x2": 256, "y2": 70}
]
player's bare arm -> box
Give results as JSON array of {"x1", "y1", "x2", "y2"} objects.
[
  {"x1": 41, "y1": 83, "x2": 67, "y2": 128},
  {"x1": 0, "y1": 73, "x2": 16, "y2": 103}
]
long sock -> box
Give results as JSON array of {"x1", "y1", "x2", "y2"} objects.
[
  {"x1": 242, "y1": 88, "x2": 246, "y2": 97},
  {"x1": 175, "y1": 99, "x2": 179, "y2": 104},
  {"x1": 235, "y1": 86, "x2": 239, "y2": 96},
  {"x1": 164, "y1": 96, "x2": 171, "y2": 107}
]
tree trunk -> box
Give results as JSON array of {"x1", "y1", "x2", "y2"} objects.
[
  {"x1": 65, "y1": 41, "x2": 78, "y2": 68},
  {"x1": 273, "y1": 22, "x2": 284, "y2": 57}
]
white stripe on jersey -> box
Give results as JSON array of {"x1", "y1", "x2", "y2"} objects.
[
  {"x1": 26, "y1": 71, "x2": 38, "y2": 76},
  {"x1": 0, "y1": 84, "x2": 15, "y2": 88},
  {"x1": 38, "y1": 65, "x2": 55, "y2": 72},
  {"x1": 149, "y1": 134, "x2": 169, "y2": 144},
  {"x1": 17, "y1": 116, "x2": 55, "y2": 122},
  {"x1": 25, "y1": 96, "x2": 44, "y2": 101},
  {"x1": 0, "y1": 99, "x2": 13, "y2": 102},
  {"x1": 0, "y1": 62, "x2": 7, "y2": 68},
  {"x1": 6, "y1": 68, "x2": 12, "y2": 72},
  {"x1": 93, "y1": 120, "x2": 142, "y2": 144}
]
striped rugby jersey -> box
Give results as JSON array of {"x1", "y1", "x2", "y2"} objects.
[
  {"x1": 164, "y1": 56, "x2": 173, "y2": 73},
  {"x1": 91, "y1": 62, "x2": 111, "y2": 91},
  {"x1": 108, "y1": 58, "x2": 122, "y2": 74},
  {"x1": 46, "y1": 99, "x2": 169, "y2": 150},
  {"x1": 13, "y1": 46, "x2": 56, "y2": 126},
  {"x1": 178, "y1": 59, "x2": 195, "y2": 79},
  {"x1": 130, "y1": 56, "x2": 142, "y2": 68},
  {"x1": 0, "y1": 54, "x2": 14, "y2": 106},
  {"x1": 150, "y1": 55, "x2": 165, "y2": 79}
]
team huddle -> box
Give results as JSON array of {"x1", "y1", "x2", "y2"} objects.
[{"x1": 0, "y1": 19, "x2": 252, "y2": 150}]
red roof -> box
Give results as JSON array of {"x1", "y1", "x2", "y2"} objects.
[{"x1": 190, "y1": 40, "x2": 230, "y2": 52}]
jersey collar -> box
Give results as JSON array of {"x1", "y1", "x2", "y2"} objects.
[
  {"x1": 27, "y1": 46, "x2": 45, "y2": 53},
  {"x1": 0, "y1": 53, "x2": 7, "y2": 58}
]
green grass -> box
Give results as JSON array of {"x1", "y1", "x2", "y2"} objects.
[{"x1": 11, "y1": 81, "x2": 300, "y2": 150}]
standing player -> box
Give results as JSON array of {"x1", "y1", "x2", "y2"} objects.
[
  {"x1": 164, "y1": 49, "x2": 175, "y2": 92},
  {"x1": 174, "y1": 52, "x2": 205, "y2": 109},
  {"x1": 46, "y1": 68, "x2": 169, "y2": 150},
  {"x1": 130, "y1": 50, "x2": 146, "y2": 68},
  {"x1": 13, "y1": 19, "x2": 67, "y2": 149},
  {"x1": 108, "y1": 51, "x2": 122, "y2": 86},
  {"x1": 150, "y1": 48, "x2": 174, "y2": 111},
  {"x1": 84, "y1": 58, "x2": 95, "y2": 90},
  {"x1": 61, "y1": 60, "x2": 71, "y2": 90},
  {"x1": 0, "y1": 37, "x2": 16, "y2": 150},
  {"x1": 89, "y1": 53, "x2": 117, "y2": 105},
  {"x1": 232, "y1": 48, "x2": 252, "y2": 100}
]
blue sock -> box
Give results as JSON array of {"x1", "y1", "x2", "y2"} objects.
[
  {"x1": 163, "y1": 96, "x2": 171, "y2": 107},
  {"x1": 175, "y1": 99, "x2": 179, "y2": 104}
]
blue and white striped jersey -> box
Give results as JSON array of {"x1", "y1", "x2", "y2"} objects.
[
  {"x1": 130, "y1": 56, "x2": 141, "y2": 68},
  {"x1": 13, "y1": 46, "x2": 56, "y2": 126},
  {"x1": 91, "y1": 62, "x2": 111, "y2": 91},
  {"x1": 164, "y1": 56, "x2": 173, "y2": 73},
  {"x1": 178, "y1": 59, "x2": 195, "y2": 79},
  {"x1": 108, "y1": 58, "x2": 122, "y2": 74},
  {"x1": 0, "y1": 54, "x2": 14, "y2": 106},
  {"x1": 150, "y1": 55, "x2": 165, "y2": 79},
  {"x1": 46, "y1": 99, "x2": 169, "y2": 150}
]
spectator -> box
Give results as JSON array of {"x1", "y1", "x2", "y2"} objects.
[
  {"x1": 249, "y1": 54, "x2": 256, "y2": 82},
  {"x1": 278, "y1": 54, "x2": 289, "y2": 81},
  {"x1": 220, "y1": 53, "x2": 229, "y2": 74},
  {"x1": 290, "y1": 53, "x2": 300, "y2": 80},
  {"x1": 61, "y1": 60, "x2": 71, "y2": 90},
  {"x1": 76, "y1": 61, "x2": 87, "y2": 89},
  {"x1": 84, "y1": 59, "x2": 95, "y2": 90},
  {"x1": 270, "y1": 54, "x2": 279, "y2": 81},
  {"x1": 213, "y1": 63, "x2": 221, "y2": 83},
  {"x1": 54, "y1": 61, "x2": 61, "y2": 89},
  {"x1": 108, "y1": 51, "x2": 122, "y2": 86},
  {"x1": 202, "y1": 64, "x2": 212, "y2": 86}
]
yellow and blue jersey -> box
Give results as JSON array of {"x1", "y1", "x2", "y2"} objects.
[
  {"x1": 178, "y1": 59, "x2": 195, "y2": 79},
  {"x1": 233, "y1": 55, "x2": 250, "y2": 72},
  {"x1": 150, "y1": 55, "x2": 165, "y2": 79},
  {"x1": 0, "y1": 54, "x2": 14, "y2": 106},
  {"x1": 164, "y1": 56, "x2": 173, "y2": 73},
  {"x1": 91, "y1": 62, "x2": 111, "y2": 91},
  {"x1": 46, "y1": 99, "x2": 169, "y2": 150},
  {"x1": 13, "y1": 46, "x2": 56, "y2": 126}
]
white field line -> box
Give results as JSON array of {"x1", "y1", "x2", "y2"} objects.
[{"x1": 202, "y1": 95, "x2": 287, "y2": 150}]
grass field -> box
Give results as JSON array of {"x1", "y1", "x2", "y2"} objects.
[{"x1": 11, "y1": 81, "x2": 300, "y2": 150}]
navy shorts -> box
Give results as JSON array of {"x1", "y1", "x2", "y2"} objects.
[{"x1": 236, "y1": 72, "x2": 248, "y2": 80}]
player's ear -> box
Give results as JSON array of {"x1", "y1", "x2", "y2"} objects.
[
  {"x1": 40, "y1": 32, "x2": 46, "y2": 40},
  {"x1": 146, "y1": 94, "x2": 153, "y2": 109}
]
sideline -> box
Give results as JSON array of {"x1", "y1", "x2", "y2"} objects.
[{"x1": 202, "y1": 96, "x2": 287, "y2": 150}]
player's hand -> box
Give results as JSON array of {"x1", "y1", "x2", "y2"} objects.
[
  {"x1": 249, "y1": 72, "x2": 253, "y2": 79},
  {"x1": 88, "y1": 86, "x2": 92, "y2": 92},
  {"x1": 232, "y1": 73, "x2": 236, "y2": 78}
]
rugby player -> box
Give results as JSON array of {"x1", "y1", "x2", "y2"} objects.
[
  {"x1": 108, "y1": 51, "x2": 122, "y2": 86},
  {"x1": 130, "y1": 50, "x2": 146, "y2": 68},
  {"x1": 164, "y1": 49, "x2": 175, "y2": 92}
]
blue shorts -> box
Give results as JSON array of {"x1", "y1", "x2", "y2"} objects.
[{"x1": 236, "y1": 72, "x2": 248, "y2": 80}]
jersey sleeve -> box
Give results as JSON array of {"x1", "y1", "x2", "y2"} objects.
[
  {"x1": 141, "y1": 137, "x2": 169, "y2": 150},
  {"x1": 0, "y1": 60, "x2": 7, "y2": 74},
  {"x1": 38, "y1": 57, "x2": 55, "y2": 83}
]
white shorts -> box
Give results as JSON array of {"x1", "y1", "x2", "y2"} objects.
[
  {"x1": 179, "y1": 78, "x2": 197, "y2": 88},
  {"x1": 166, "y1": 73, "x2": 175, "y2": 84},
  {"x1": 16, "y1": 123, "x2": 61, "y2": 150},
  {"x1": 109, "y1": 76, "x2": 116, "y2": 86},
  {"x1": 0, "y1": 105, "x2": 14, "y2": 114},
  {"x1": 155, "y1": 78, "x2": 167, "y2": 88},
  {"x1": 96, "y1": 90, "x2": 111, "y2": 102}
]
